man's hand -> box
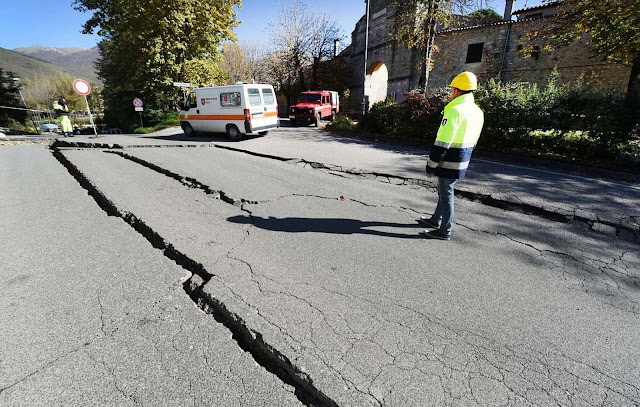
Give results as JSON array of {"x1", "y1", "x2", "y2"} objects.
[{"x1": 426, "y1": 172, "x2": 432, "y2": 178}]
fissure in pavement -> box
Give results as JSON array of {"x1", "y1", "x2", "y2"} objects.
[
  {"x1": 51, "y1": 148, "x2": 338, "y2": 407},
  {"x1": 52, "y1": 139, "x2": 639, "y2": 242}
]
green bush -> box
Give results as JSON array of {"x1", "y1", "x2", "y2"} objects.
[
  {"x1": 360, "y1": 90, "x2": 447, "y2": 139},
  {"x1": 134, "y1": 110, "x2": 180, "y2": 134},
  {"x1": 326, "y1": 114, "x2": 358, "y2": 132},
  {"x1": 357, "y1": 75, "x2": 639, "y2": 168}
]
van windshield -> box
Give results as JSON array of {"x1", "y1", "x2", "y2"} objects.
[{"x1": 298, "y1": 94, "x2": 321, "y2": 102}]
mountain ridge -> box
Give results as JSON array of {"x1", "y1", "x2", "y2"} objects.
[{"x1": 7, "y1": 45, "x2": 100, "y2": 84}]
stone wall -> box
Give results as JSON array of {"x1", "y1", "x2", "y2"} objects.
[
  {"x1": 346, "y1": 3, "x2": 632, "y2": 106},
  {"x1": 428, "y1": 19, "x2": 632, "y2": 92}
]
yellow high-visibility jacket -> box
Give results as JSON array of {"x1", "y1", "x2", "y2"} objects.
[{"x1": 426, "y1": 93, "x2": 484, "y2": 179}]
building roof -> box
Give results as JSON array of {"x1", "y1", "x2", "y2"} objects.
[
  {"x1": 438, "y1": 19, "x2": 514, "y2": 33},
  {"x1": 512, "y1": 1, "x2": 562, "y2": 15}
]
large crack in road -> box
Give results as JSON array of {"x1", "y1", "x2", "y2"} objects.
[
  {"x1": 49, "y1": 144, "x2": 640, "y2": 406},
  {"x1": 52, "y1": 139, "x2": 640, "y2": 243},
  {"x1": 52, "y1": 149, "x2": 338, "y2": 407}
]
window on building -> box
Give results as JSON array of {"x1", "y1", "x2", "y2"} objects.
[
  {"x1": 525, "y1": 12, "x2": 543, "y2": 19},
  {"x1": 466, "y1": 43, "x2": 484, "y2": 63}
]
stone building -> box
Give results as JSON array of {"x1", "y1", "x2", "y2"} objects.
[{"x1": 345, "y1": 0, "x2": 632, "y2": 111}]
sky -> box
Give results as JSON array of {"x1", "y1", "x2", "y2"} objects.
[{"x1": 0, "y1": 0, "x2": 546, "y2": 50}]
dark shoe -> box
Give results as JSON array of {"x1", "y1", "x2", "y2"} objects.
[
  {"x1": 417, "y1": 217, "x2": 439, "y2": 229},
  {"x1": 420, "y1": 229, "x2": 451, "y2": 240}
]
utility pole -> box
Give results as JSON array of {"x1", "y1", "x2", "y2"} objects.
[{"x1": 362, "y1": 0, "x2": 371, "y2": 116}]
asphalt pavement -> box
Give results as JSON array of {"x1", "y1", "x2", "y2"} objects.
[
  {"x1": 54, "y1": 141, "x2": 640, "y2": 406},
  {"x1": 3, "y1": 126, "x2": 639, "y2": 406},
  {"x1": 0, "y1": 145, "x2": 301, "y2": 406},
  {"x1": 53, "y1": 125, "x2": 640, "y2": 240}
]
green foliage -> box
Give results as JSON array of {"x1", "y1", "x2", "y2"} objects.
[
  {"x1": 74, "y1": 0, "x2": 241, "y2": 130},
  {"x1": 134, "y1": 110, "x2": 179, "y2": 134},
  {"x1": 21, "y1": 73, "x2": 91, "y2": 111},
  {"x1": 325, "y1": 113, "x2": 357, "y2": 133},
  {"x1": 0, "y1": 68, "x2": 27, "y2": 126},
  {"x1": 358, "y1": 75, "x2": 639, "y2": 168},
  {"x1": 468, "y1": 9, "x2": 501, "y2": 20},
  {"x1": 360, "y1": 90, "x2": 447, "y2": 139},
  {"x1": 520, "y1": 0, "x2": 640, "y2": 91}
]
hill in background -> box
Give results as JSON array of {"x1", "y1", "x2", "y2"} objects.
[
  {"x1": 0, "y1": 47, "x2": 68, "y2": 79},
  {"x1": 4, "y1": 45, "x2": 100, "y2": 84}
]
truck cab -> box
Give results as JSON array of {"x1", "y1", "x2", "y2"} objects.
[{"x1": 289, "y1": 90, "x2": 340, "y2": 127}]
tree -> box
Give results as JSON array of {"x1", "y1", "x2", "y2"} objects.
[
  {"x1": 521, "y1": 0, "x2": 640, "y2": 94},
  {"x1": 74, "y1": 0, "x2": 240, "y2": 129},
  {"x1": 308, "y1": 11, "x2": 342, "y2": 88},
  {"x1": 0, "y1": 69, "x2": 27, "y2": 127},
  {"x1": 468, "y1": 8, "x2": 501, "y2": 21},
  {"x1": 268, "y1": 0, "x2": 343, "y2": 108},
  {"x1": 241, "y1": 40, "x2": 270, "y2": 84},
  {"x1": 391, "y1": 0, "x2": 482, "y2": 87},
  {"x1": 269, "y1": 0, "x2": 311, "y2": 91},
  {"x1": 22, "y1": 73, "x2": 85, "y2": 111},
  {"x1": 220, "y1": 42, "x2": 250, "y2": 84}
]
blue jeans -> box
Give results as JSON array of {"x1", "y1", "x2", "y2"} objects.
[{"x1": 431, "y1": 177, "x2": 456, "y2": 235}]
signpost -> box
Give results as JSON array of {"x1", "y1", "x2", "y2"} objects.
[
  {"x1": 133, "y1": 98, "x2": 144, "y2": 128},
  {"x1": 72, "y1": 79, "x2": 98, "y2": 137},
  {"x1": 173, "y1": 82, "x2": 192, "y2": 106}
]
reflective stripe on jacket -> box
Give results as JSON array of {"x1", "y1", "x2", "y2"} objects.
[{"x1": 426, "y1": 93, "x2": 484, "y2": 179}]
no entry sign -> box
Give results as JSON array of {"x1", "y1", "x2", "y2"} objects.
[{"x1": 73, "y1": 79, "x2": 91, "y2": 96}]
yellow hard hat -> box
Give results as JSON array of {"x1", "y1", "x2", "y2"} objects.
[{"x1": 450, "y1": 71, "x2": 478, "y2": 91}]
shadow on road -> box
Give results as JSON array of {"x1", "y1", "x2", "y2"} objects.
[
  {"x1": 227, "y1": 215, "x2": 424, "y2": 239},
  {"x1": 143, "y1": 131, "x2": 264, "y2": 143}
]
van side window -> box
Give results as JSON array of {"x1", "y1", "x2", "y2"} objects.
[
  {"x1": 262, "y1": 88, "x2": 275, "y2": 105},
  {"x1": 220, "y1": 92, "x2": 241, "y2": 107},
  {"x1": 189, "y1": 92, "x2": 197, "y2": 109},
  {"x1": 248, "y1": 88, "x2": 262, "y2": 106}
]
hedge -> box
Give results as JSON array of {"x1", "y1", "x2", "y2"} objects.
[{"x1": 355, "y1": 76, "x2": 640, "y2": 168}]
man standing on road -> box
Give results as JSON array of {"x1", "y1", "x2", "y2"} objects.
[
  {"x1": 419, "y1": 72, "x2": 484, "y2": 240},
  {"x1": 53, "y1": 97, "x2": 73, "y2": 137}
]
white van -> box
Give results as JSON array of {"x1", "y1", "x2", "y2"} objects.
[{"x1": 180, "y1": 83, "x2": 279, "y2": 140}]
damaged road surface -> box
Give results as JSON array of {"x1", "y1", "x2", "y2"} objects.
[
  {"x1": 27, "y1": 143, "x2": 639, "y2": 407},
  {"x1": 0, "y1": 146, "x2": 302, "y2": 406}
]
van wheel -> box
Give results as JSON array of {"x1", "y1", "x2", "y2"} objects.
[
  {"x1": 291, "y1": 118, "x2": 297, "y2": 127},
  {"x1": 182, "y1": 123, "x2": 195, "y2": 137},
  {"x1": 226, "y1": 124, "x2": 243, "y2": 141},
  {"x1": 315, "y1": 113, "x2": 321, "y2": 127},
  {"x1": 258, "y1": 131, "x2": 269, "y2": 136}
]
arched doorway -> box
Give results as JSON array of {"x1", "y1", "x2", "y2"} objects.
[{"x1": 364, "y1": 61, "x2": 389, "y2": 110}]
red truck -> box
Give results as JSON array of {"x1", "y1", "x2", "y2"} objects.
[{"x1": 289, "y1": 90, "x2": 340, "y2": 127}]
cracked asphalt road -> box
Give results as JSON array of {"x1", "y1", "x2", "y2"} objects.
[
  {"x1": 0, "y1": 146, "x2": 300, "y2": 406},
  {"x1": 3, "y1": 128, "x2": 640, "y2": 406}
]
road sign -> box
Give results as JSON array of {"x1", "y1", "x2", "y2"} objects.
[
  {"x1": 133, "y1": 98, "x2": 143, "y2": 107},
  {"x1": 72, "y1": 79, "x2": 91, "y2": 96},
  {"x1": 135, "y1": 107, "x2": 143, "y2": 112},
  {"x1": 173, "y1": 82, "x2": 192, "y2": 87}
]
